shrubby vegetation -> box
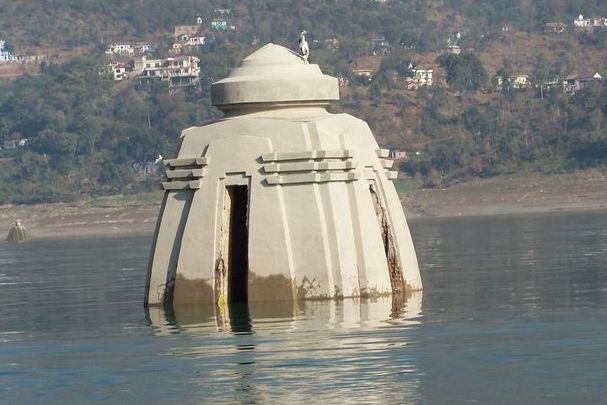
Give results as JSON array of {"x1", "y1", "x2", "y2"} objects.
[
  {"x1": 0, "y1": 56, "x2": 216, "y2": 204},
  {"x1": 436, "y1": 53, "x2": 487, "y2": 92},
  {"x1": 0, "y1": 0, "x2": 606, "y2": 203},
  {"x1": 447, "y1": 0, "x2": 605, "y2": 30},
  {"x1": 402, "y1": 81, "x2": 607, "y2": 184}
]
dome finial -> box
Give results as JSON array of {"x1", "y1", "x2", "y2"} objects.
[{"x1": 211, "y1": 43, "x2": 338, "y2": 109}]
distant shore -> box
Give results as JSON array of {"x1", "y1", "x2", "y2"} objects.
[
  {"x1": 402, "y1": 171, "x2": 607, "y2": 219},
  {"x1": 0, "y1": 202, "x2": 160, "y2": 239},
  {"x1": 1, "y1": 171, "x2": 606, "y2": 240}
]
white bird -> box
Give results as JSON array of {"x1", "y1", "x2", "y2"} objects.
[
  {"x1": 154, "y1": 154, "x2": 163, "y2": 165},
  {"x1": 298, "y1": 30, "x2": 309, "y2": 63}
]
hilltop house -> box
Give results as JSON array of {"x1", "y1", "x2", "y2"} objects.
[
  {"x1": 370, "y1": 37, "x2": 391, "y2": 56},
  {"x1": 445, "y1": 32, "x2": 462, "y2": 55},
  {"x1": 573, "y1": 14, "x2": 607, "y2": 30},
  {"x1": 0, "y1": 40, "x2": 47, "y2": 63},
  {"x1": 405, "y1": 68, "x2": 434, "y2": 90},
  {"x1": 133, "y1": 56, "x2": 162, "y2": 72},
  {"x1": 182, "y1": 35, "x2": 206, "y2": 46},
  {"x1": 137, "y1": 55, "x2": 200, "y2": 87},
  {"x1": 544, "y1": 22, "x2": 567, "y2": 33},
  {"x1": 536, "y1": 79, "x2": 561, "y2": 98},
  {"x1": 211, "y1": 19, "x2": 228, "y2": 31},
  {"x1": 446, "y1": 44, "x2": 461, "y2": 55},
  {"x1": 414, "y1": 68, "x2": 433, "y2": 86},
  {"x1": 214, "y1": 8, "x2": 231, "y2": 16},
  {"x1": 171, "y1": 42, "x2": 183, "y2": 54},
  {"x1": 105, "y1": 43, "x2": 134, "y2": 56},
  {"x1": 138, "y1": 43, "x2": 154, "y2": 53},
  {"x1": 210, "y1": 7, "x2": 236, "y2": 31},
  {"x1": 112, "y1": 64, "x2": 127, "y2": 81},
  {"x1": 2, "y1": 138, "x2": 29, "y2": 150},
  {"x1": 99, "y1": 63, "x2": 127, "y2": 81},
  {"x1": 20, "y1": 54, "x2": 47, "y2": 63},
  {"x1": 173, "y1": 18, "x2": 206, "y2": 53},
  {"x1": 510, "y1": 74, "x2": 530, "y2": 89},
  {"x1": 352, "y1": 69, "x2": 374, "y2": 83},
  {"x1": 105, "y1": 42, "x2": 154, "y2": 56},
  {"x1": 0, "y1": 40, "x2": 17, "y2": 61},
  {"x1": 171, "y1": 35, "x2": 206, "y2": 54},
  {"x1": 174, "y1": 17, "x2": 204, "y2": 40},
  {"x1": 562, "y1": 72, "x2": 602, "y2": 94},
  {"x1": 494, "y1": 74, "x2": 531, "y2": 90},
  {"x1": 390, "y1": 150, "x2": 407, "y2": 159}
]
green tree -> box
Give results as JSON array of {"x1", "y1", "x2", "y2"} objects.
[
  {"x1": 436, "y1": 53, "x2": 487, "y2": 92},
  {"x1": 2, "y1": 40, "x2": 15, "y2": 53},
  {"x1": 429, "y1": 140, "x2": 470, "y2": 172},
  {"x1": 533, "y1": 54, "x2": 550, "y2": 99}
]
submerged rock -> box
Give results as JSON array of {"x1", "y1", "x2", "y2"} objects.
[{"x1": 6, "y1": 220, "x2": 31, "y2": 243}]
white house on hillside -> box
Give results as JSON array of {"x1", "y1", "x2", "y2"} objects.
[
  {"x1": 390, "y1": 150, "x2": 407, "y2": 159},
  {"x1": 137, "y1": 55, "x2": 200, "y2": 87},
  {"x1": 563, "y1": 72, "x2": 602, "y2": 93},
  {"x1": 105, "y1": 43, "x2": 135, "y2": 56},
  {"x1": 134, "y1": 56, "x2": 163, "y2": 72},
  {"x1": 106, "y1": 43, "x2": 153, "y2": 56},
  {"x1": 573, "y1": 14, "x2": 607, "y2": 30},
  {"x1": 405, "y1": 68, "x2": 433, "y2": 90},
  {"x1": 494, "y1": 74, "x2": 531, "y2": 91},
  {"x1": 99, "y1": 63, "x2": 128, "y2": 81},
  {"x1": 0, "y1": 40, "x2": 17, "y2": 61}
]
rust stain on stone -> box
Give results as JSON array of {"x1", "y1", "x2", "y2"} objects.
[
  {"x1": 369, "y1": 181, "x2": 405, "y2": 295},
  {"x1": 390, "y1": 290, "x2": 412, "y2": 318}
]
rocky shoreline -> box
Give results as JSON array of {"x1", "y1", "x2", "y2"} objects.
[
  {"x1": 0, "y1": 203, "x2": 160, "y2": 239},
  {"x1": 402, "y1": 171, "x2": 607, "y2": 219},
  {"x1": 1, "y1": 171, "x2": 606, "y2": 239}
]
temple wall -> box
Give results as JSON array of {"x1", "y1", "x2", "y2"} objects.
[{"x1": 145, "y1": 44, "x2": 422, "y2": 306}]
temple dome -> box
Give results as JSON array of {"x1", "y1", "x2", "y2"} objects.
[{"x1": 211, "y1": 43, "x2": 339, "y2": 109}]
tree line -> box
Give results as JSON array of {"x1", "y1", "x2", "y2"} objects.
[
  {"x1": 0, "y1": 0, "x2": 606, "y2": 203},
  {"x1": 0, "y1": 56, "x2": 216, "y2": 203}
]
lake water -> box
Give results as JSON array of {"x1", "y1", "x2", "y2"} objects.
[{"x1": 1, "y1": 212, "x2": 606, "y2": 404}]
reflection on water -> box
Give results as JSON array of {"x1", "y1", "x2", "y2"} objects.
[
  {"x1": 1, "y1": 212, "x2": 607, "y2": 403},
  {"x1": 146, "y1": 293, "x2": 423, "y2": 404},
  {"x1": 411, "y1": 212, "x2": 607, "y2": 404},
  {"x1": 148, "y1": 293, "x2": 422, "y2": 336}
]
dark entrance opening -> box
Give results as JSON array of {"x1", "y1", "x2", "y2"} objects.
[{"x1": 226, "y1": 185, "x2": 249, "y2": 304}]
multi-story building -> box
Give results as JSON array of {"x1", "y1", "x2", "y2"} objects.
[{"x1": 138, "y1": 56, "x2": 200, "y2": 87}]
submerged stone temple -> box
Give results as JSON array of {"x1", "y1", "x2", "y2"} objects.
[
  {"x1": 5, "y1": 220, "x2": 31, "y2": 243},
  {"x1": 145, "y1": 43, "x2": 422, "y2": 307}
]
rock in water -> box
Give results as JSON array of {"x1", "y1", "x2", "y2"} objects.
[{"x1": 6, "y1": 220, "x2": 31, "y2": 243}]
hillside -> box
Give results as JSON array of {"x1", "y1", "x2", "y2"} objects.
[{"x1": 0, "y1": 0, "x2": 606, "y2": 204}]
